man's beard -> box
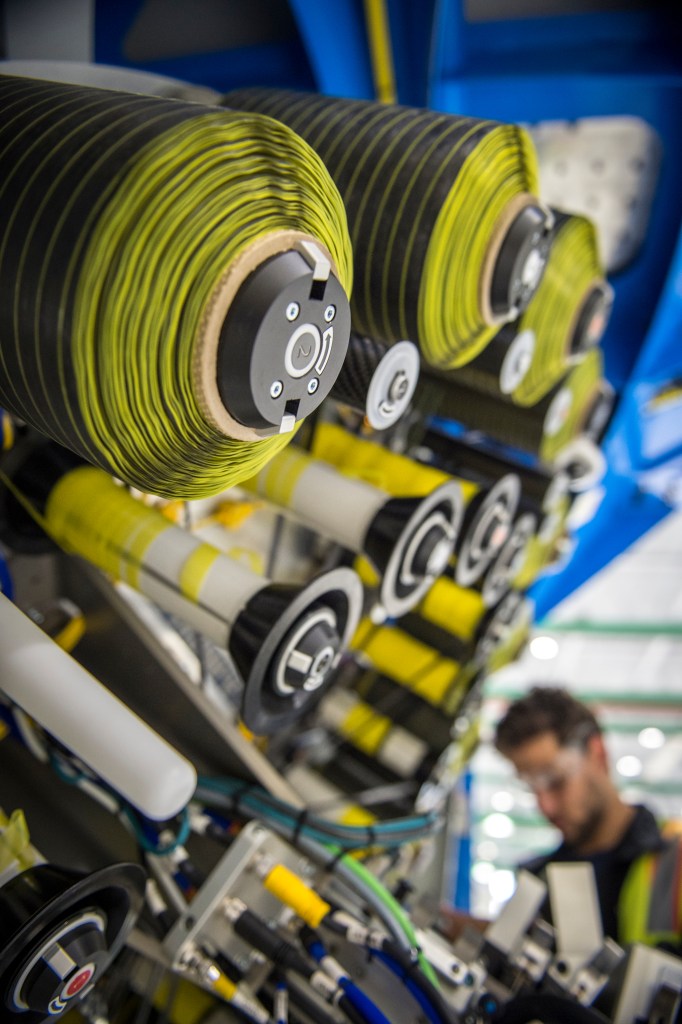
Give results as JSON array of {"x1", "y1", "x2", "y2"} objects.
[{"x1": 565, "y1": 801, "x2": 607, "y2": 851}]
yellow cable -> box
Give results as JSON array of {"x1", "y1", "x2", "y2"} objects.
[
  {"x1": 53, "y1": 613, "x2": 86, "y2": 653},
  {"x1": 211, "y1": 974, "x2": 238, "y2": 1003}
]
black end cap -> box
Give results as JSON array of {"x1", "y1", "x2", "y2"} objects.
[
  {"x1": 490, "y1": 205, "x2": 552, "y2": 318},
  {"x1": 571, "y1": 282, "x2": 614, "y2": 354},
  {"x1": 217, "y1": 248, "x2": 351, "y2": 432}
]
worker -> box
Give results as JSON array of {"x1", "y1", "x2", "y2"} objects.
[{"x1": 442, "y1": 686, "x2": 682, "y2": 953}]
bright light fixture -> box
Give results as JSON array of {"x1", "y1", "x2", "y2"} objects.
[
  {"x1": 616, "y1": 755, "x2": 642, "y2": 778},
  {"x1": 472, "y1": 861, "x2": 496, "y2": 884},
  {"x1": 482, "y1": 812, "x2": 515, "y2": 839},
  {"x1": 638, "y1": 727, "x2": 665, "y2": 750},
  {"x1": 529, "y1": 635, "x2": 559, "y2": 660},
  {"x1": 489, "y1": 869, "x2": 516, "y2": 903},
  {"x1": 491, "y1": 790, "x2": 514, "y2": 813},
  {"x1": 476, "y1": 840, "x2": 499, "y2": 861}
]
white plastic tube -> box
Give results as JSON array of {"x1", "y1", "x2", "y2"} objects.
[
  {"x1": 249, "y1": 448, "x2": 385, "y2": 551},
  {"x1": 0, "y1": 593, "x2": 197, "y2": 821}
]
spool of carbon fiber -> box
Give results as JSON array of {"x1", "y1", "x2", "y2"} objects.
[
  {"x1": 513, "y1": 494, "x2": 572, "y2": 590},
  {"x1": 316, "y1": 688, "x2": 436, "y2": 783},
  {"x1": 424, "y1": 348, "x2": 604, "y2": 462},
  {"x1": 430, "y1": 322, "x2": 537, "y2": 400},
  {"x1": 312, "y1": 423, "x2": 520, "y2": 588},
  {"x1": 244, "y1": 443, "x2": 462, "y2": 617},
  {"x1": 330, "y1": 335, "x2": 420, "y2": 429},
  {"x1": 414, "y1": 576, "x2": 487, "y2": 647},
  {"x1": 3, "y1": 442, "x2": 362, "y2": 734},
  {"x1": 397, "y1": 584, "x2": 530, "y2": 677},
  {"x1": 352, "y1": 616, "x2": 470, "y2": 712},
  {"x1": 223, "y1": 88, "x2": 552, "y2": 368},
  {"x1": 553, "y1": 436, "x2": 607, "y2": 493},
  {"x1": 473, "y1": 589, "x2": 531, "y2": 671},
  {"x1": 418, "y1": 428, "x2": 569, "y2": 535},
  {"x1": 0, "y1": 74, "x2": 353, "y2": 499},
  {"x1": 354, "y1": 671, "x2": 454, "y2": 752},
  {"x1": 352, "y1": 615, "x2": 496, "y2": 727},
  {"x1": 511, "y1": 211, "x2": 613, "y2": 406},
  {"x1": 479, "y1": 510, "x2": 538, "y2": 606},
  {"x1": 316, "y1": 739, "x2": 432, "y2": 811},
  {"x1": 583, "y1": 379, "x2": 617, "y2": 444}
]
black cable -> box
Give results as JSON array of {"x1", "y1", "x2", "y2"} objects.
[
  {"x1": 379, "y1": 940, "x2": 459, "y2": 1024},
  {"x1": 492, "y1": 992, "x2": 611, "y2": 1024},
  {"x1": 232, "y1": 908, "x2": 313, "y2": 978},
  {"x1": 335, "y1": 996, "x2": 367, "y2": 1024},
  {"x1": 286, "y1": 975, "x2": 344, "y2": 1024}
]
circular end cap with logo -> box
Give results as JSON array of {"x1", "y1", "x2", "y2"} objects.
[{"x1": 218, "y1": 242, "x2": 351, "y2": 434}]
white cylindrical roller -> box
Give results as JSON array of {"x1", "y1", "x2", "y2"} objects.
[
  {"x1": 134, "y1": 527, "x2": 265, "y2": 646},
  {"x1": 0, "y1": 593, "x2": 197, "y2": 821},
  {"x1": 499, "y1": 328, "x2": 536, "y2": 394},
  {"x1": 365, "y1": 339, "x2": 420, "y2": 429},
  {"x1": 543, "y1": 384, "x2": 574, "y2": 439},
  {"x1": 553, "y1": 435, "x2": 607, "y2": 492},
  {"x1": 247, "y1": 446, "x2": 386, "y2": 550},
  {"x1": 317, "y1": 689, "x2": 428, "y2": 779}
]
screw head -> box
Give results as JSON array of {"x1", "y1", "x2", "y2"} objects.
[
  {"x1": 388, "y1": 370, "x2": 409, "y2": 403},
  {"x1": 286, "y1": 302, "x2": 300, "y2": 322},
  {"x1": 307, "y1": 377, "x2": 319, "y2": 394},
  {"x1": 270, "y1": 380, "x2": 284, "y2": 399},
  {"x1": 324, "y1": 305, "x2": 336, "y2": 323}
]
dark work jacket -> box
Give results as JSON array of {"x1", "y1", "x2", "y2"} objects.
[{"x1": 520, "y1": 805, "x2": 678, "y2": 949}]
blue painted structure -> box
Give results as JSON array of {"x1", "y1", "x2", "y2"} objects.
[{"x1": 0, "y1": 554, "x2": 12, "y2": 600}]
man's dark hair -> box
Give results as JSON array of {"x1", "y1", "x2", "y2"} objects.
[{"x1": 494, "y1": 686, "x2": 601, "y2": 757}]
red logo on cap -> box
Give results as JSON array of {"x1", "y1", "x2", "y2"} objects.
[{"x1": 64, "y1": 965, "x2": 95, "y2": 999}]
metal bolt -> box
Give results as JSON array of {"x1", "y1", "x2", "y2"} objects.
[
  {"x1": 307, "y1": 377, "x2": 319, "y2": 394},
  {"x1": 270, "y1": 380, "x2": 283, "y2": 399},
  {"x1": 324, "y1": 305, "x2": 336, "y2": 323},
  {"x1": 286, "y1": 301, "x2": 300, "y2": 322},
  {"x1": 388, "y1": 370, "x2": 409, "y2": 403}
]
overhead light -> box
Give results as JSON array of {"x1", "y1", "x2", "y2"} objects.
[
  {"x1": 472, "y1": 861, "x2": 496, "y2": 884},
  {"x1": 529, "y1": 635, "x2": 559, "y2": 660},
  {"x1": 491, "y1": 790, "x2": 514, "y2": 812},
  {"x1": 476, "y1": 840, "x2": 499, "y2": 861},
  {"x1": 616, "y1": 755, "x2": 642, "y2": 778},
  {"x1": 489, "y1": 869, "x2": 516, "y2": 904},
  {"x1": 482, "y1": 813, "x2": 515, "y2": 839},
  {"x1": 638, "y1": 727, "x2": 665, "y2": 750}
]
